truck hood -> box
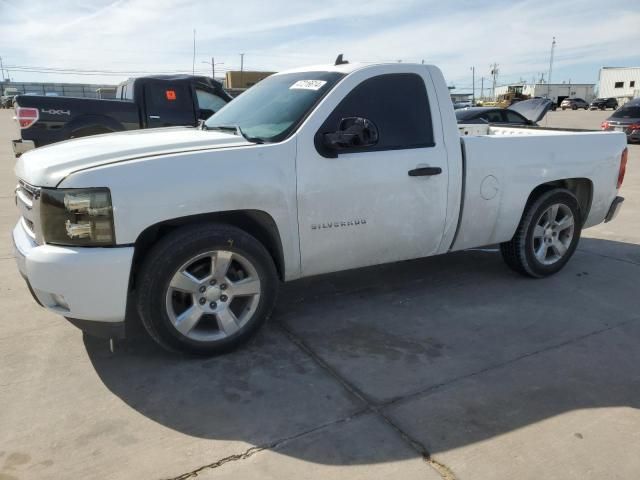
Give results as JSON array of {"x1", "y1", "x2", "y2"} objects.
[{"x1": 15, "y1": 126, "x2": 252, "y2": 187}]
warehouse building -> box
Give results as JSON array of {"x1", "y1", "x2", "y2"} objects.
[
  {"x1": 224, "y1": 71, "x2": 274, "y2": 89},
  {"x1": 494, "y1": 82, "x2": 595, "y2": 107},
  {"x1": 598, "y1": 67, "x2": 640, "y2": 105}
]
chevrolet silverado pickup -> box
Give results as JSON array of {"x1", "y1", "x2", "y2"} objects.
[
  {"x1": 13, "y1": 61, "x2": 628, "y2": 355},
  {"x1": 11, "y1": 75, "x2": 231, "y2": 155}
]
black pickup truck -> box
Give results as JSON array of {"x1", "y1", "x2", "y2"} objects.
[{"x1": 12, "y1": 75, "x2": 232, "y2": 156}]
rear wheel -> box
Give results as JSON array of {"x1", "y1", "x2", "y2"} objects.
[
  {"x1": 136, "y1": 224, "x2": 278, "y2": 355},
  {"x1": 500, "y1": 189, "x2": 582, "y2": 278}
]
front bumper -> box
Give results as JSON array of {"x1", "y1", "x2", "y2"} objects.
[
  {"x1": 12, "y1": 139, "x2": 35, "y2": 157},
  {"x1": 604, "y1": 196, "x2": 624, "y2": 223},
  {"x1": 13, "y1": 220, "x2": 134, "y2": 336}
]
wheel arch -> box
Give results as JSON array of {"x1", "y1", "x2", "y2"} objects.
[
  {"x1": 524, "y1": 177, "x2": 593, "y2": 225},
  {"x1": 65, "y1": 114, "x2": 124, "y2": 138},
  {"x1": 129, "y1": 210, "x2": 286, "y2": 294}
]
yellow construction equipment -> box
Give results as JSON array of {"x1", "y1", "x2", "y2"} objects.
[{"x1": 477, "y1": 85, "x2": 530, "y2": 108}]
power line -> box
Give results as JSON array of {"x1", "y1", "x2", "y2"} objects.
[
  {"x1": 5, "y1": 63, "x2": 216, "y2": 74},
  {"x1": 2, "y1": 63, "x2": 238, "y2": 79}
]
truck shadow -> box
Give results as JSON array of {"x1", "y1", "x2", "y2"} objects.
[{"x1": 84, "y1": 237, "x2": 640, "y2": 464}]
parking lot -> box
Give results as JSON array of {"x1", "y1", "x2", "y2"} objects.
[{"x1": 0, "y1": 109, "x2": 638, "y2": 480}]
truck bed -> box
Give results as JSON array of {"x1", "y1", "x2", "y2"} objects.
[
  {"x1": 459, "y1": 124, "x2": 601, "y2": 137},
  {"x1": 452, "y1": 125, "x2": 626, "y2": 252},
  {"x1": 15, "y1": 95, "x2": 140, "y2": 147}
]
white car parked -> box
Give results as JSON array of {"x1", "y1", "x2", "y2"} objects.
[{"x1": 13, "y1": 61, "x2": 628, "y2": 355}]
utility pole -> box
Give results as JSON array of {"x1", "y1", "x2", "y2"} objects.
[
  {"x1": 192, "y1": 29, "x2": 196, "y2": 75},
  {"x1": 471, "y1": 66, "x2": 475, "y2": 105},
  {"x1": 240, "y1": 53, "x2": 245, "y2": 88},
  {"x1": 202, "y1": 58, "x2": 224, "y2": 80},
  {"x1": 0, "y1": 56, "x2": 4, "y2": 82},
  {"x1": 480, "y1": 76, "x2": 484, "y2": 100},
  {"x1": 547, "y1": 36, "x2": 556, "y2": 98}
]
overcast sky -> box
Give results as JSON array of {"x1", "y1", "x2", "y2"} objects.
[{"x1": 1, "y1": 0, "x2": 638, "y2": 90}]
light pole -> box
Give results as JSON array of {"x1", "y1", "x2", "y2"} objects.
[
  {"x1": 490, "y1": 63, "x2": 499, "y2": 100},
  {"x1": 192, "y1": 29, "x2": 196, "y2": 75},
  {"x1": 547, "y1": 36, "x2": 556, "y2": 98},
  {"x1": 239, "y1": 53, "x2": 245, "y2": 88},
  {"x1": 471, "y1": 66, "x2": 475, "y2": 105}
]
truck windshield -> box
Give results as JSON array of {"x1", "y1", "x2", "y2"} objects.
[{"x1": 205, "y1": 71, "x2": 345, "y2": 142}]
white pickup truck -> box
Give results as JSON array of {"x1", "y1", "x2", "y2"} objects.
[{"x1": 13, "y1": 61, "x2": 628, "y2": 355}]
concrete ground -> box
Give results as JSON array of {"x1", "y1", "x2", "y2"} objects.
[{"x1": 0, "y1": 108, "x2": 638, "y2": 480}]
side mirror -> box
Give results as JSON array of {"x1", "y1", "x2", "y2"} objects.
[{"x1": 323, "y1": 117, "x2": 379, "y2": 152}]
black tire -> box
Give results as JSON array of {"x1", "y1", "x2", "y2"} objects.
[
  {"x1": 572, "y1": 105, "x2": 578, "y2": 110},
  {"x1": 136, "y1": 223, "x2": 279, "y2": 355},
  {"x1": 500, "y1": 189, "x2": 582, "y2": 278}
]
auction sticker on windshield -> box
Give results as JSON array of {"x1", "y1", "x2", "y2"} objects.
[{"x1": 290, "y1": 80, "x2": 327, "y2": 90}]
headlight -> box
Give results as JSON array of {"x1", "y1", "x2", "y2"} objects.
[{"x1": 40, "y1": 188, "x2": 115, "y2": 246}]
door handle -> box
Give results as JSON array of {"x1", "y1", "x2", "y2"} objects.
[
  {"x1": 408, "y1": 166, "x2": 442, "y2": 177},
  {"x1": 149, "y1": 115, "x2": 160, "y2": 119}
]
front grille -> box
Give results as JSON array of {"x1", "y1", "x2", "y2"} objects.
[{"x1": 16, "y1": 180, "x2": 40, "y2": 240}]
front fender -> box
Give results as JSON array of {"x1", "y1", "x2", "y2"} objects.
[{"x1": 58, "y1": 140, "x2": 302, "y2": 280}]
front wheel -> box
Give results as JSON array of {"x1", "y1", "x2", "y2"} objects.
[
  {"x1": 500, "y1": 189, "x2": 582, "y2": 278},
  {"x1": 136, "y1": 224, "x2": 278, "y2": 355}
]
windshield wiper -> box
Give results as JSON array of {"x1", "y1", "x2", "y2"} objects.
[{"x1": 204, "y1": 124, "x2": 264, "y2": 144}]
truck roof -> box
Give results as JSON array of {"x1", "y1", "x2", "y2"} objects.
[
  {"x1": 275, "y1": 62, "x2": 434, "y2": 76},
  {"x1": 130, "y1": 74, "x2": 214, "y2": 82}
]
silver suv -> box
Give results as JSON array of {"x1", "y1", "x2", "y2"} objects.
[{"x1": 560, "y1": 98, "x2": 589, "y2": 110}]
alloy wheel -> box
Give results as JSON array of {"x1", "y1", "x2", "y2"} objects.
[
  {"x1": 532, "y1": 203, "x2": 575, "y2": 265},
  {"x1": 165, "y1": 250, "x2": 261, "y2": 342}
]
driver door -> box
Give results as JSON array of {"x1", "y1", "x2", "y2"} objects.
[
  {"x1": 295, "y1": 71, "x2": 449, "y2": 277},
  {"x1": 143, "y1": 81, "x2": 196, "y2": 128}
]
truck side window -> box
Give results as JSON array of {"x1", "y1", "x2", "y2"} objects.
[
  {"x1": 319, "y1": 73, "x2": 434, "y2": 151},
  {"x1": 195, "y1": 89, "x2": 227, "y2": 113},
  {"x1": 125, "y1": 82, "x2": 134, "y2": 100},
  {"x1": 144, "y1": 83, "x2": 192, "y2": 114}
]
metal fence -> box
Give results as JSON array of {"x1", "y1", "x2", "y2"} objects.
[{"x1": 2, "y1": 81, "x2": 117, "y2": 99}]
